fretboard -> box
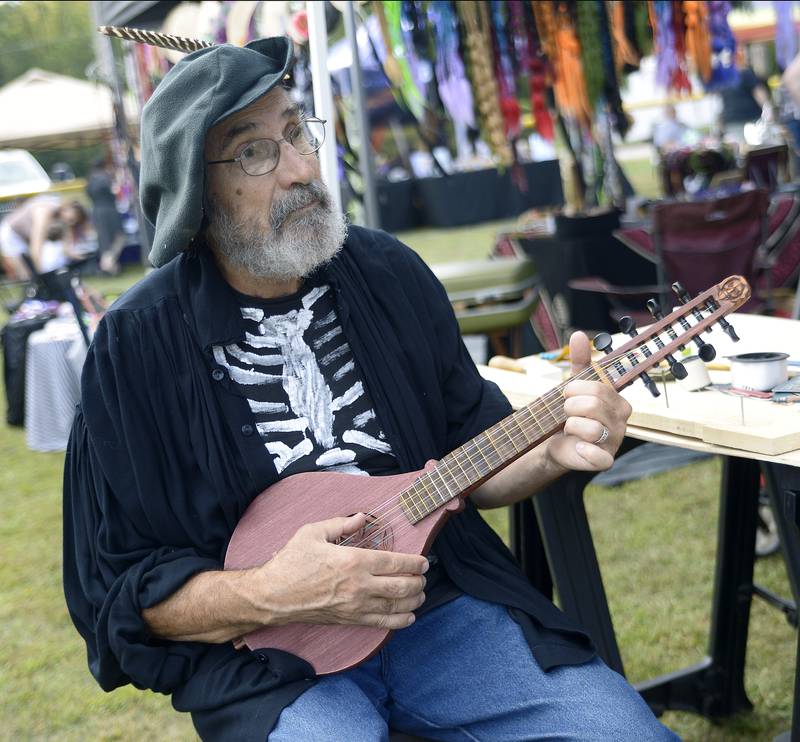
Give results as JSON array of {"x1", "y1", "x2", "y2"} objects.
[{"x1": 398, "y1": 365, "x2": 601, "y2": 523}]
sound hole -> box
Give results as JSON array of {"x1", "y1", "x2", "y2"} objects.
[{"x1": 336, "y1": 513, "x2": 394, "y2": 551}]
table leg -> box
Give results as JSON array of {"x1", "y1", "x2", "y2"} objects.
[
  {"x1": 516, "y1": 446, "x2": 761, "y2": 719},
  {"x1": 707, "y1": 456, "x2": 759, "y2": 716},
  {"x1": 532, "y1": 470, "x2": 626, "y2": 676},
  {"x1": 509, "y1": 498, "x2": 553, "y2": 601},
  {"x1": 638, "y1": 456, "x2": 759, "y2": 717}
]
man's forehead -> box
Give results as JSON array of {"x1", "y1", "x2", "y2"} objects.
[{"x1": 208, "y1": 89, "x2": 297, "y2": 148}]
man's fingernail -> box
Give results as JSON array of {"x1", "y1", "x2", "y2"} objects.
[{"x1": 422, "y1": 559, "x2": 430, "y2": 573}]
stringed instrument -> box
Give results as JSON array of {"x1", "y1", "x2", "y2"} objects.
[{"x1": 224, "y1": 276, "x2": 751, "y2": 674}]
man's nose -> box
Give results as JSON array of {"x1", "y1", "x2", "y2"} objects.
[{"x1": 276, "y1": 142, "x2": 317, "y2": 189}]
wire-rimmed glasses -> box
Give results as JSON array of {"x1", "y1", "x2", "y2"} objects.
[{"x1": 207, "y1": 117, "x2": 326, "y2": 176}]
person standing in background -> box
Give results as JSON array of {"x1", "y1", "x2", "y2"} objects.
[
  {"x1": 720, "y1": 65, "x2": 772, "y2": 143},
  {"x1": 86, "y1": 157, "x2": 126, "y2": 275}
]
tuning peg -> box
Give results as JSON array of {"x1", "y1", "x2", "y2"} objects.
[
  {"x1": 670, "y1": 285, "x2": 716, "y2": 359},
  {"x1": 618, "y1": 316, "x2": 636, "y2": 335},
  {"x1": 616, "y1": 317, "x2": 660, "y2": 396},
  {"x1": 641, "y1": 372, "x2": 661, "y2": 397},
  {"x1": 718, "y1": 317, "x2": 739, "y2": 342},
  {"x1": 704, "y1": 298, "x2": 740, "y2": 342},
  {"x1": 666, "y1": 355, "x2": 688, "y2": 379},
  {"x1": 646, "y1": 299, "x2": 686, "y2": 350},
  {"x1": 593, "y1": 332, "x2": 614, "y2": 355},
  {"x1": 672, "y1": 282, "x2": 712, "y2": 334}
]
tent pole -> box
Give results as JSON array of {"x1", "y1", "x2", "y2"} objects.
[
  {"x1": 343, "y1": 1, "x2": 378, "y2": 229},
  {"x1": 90, "y1": 1, "x2": 151, "y2": 266},
  {"x1": 306, "y1": 1, "x2": 342, "y2": 215}
]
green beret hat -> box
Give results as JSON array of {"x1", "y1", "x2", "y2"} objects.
[{"x1": 140, "y1": 37, "x2": 293, "y2": 267}]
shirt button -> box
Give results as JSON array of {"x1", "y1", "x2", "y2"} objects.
[
  {"x1": 241, "y1": 423, "x2": 254, "y2": 437},
  {"x1": 211, "y1": 368, "x2": 225, "y2": 382}
]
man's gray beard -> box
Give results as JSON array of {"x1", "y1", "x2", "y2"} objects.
[{"x1": 206, "y1": 181, "x2": 347, "y2": 282}]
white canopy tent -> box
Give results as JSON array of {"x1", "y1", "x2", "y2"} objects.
[{"x1": 0, "y1": 68, "x2": 138, "y2": 150}]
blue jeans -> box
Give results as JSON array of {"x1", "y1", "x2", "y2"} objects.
[{"x1": 270, "y1": 595, "x2": 680, "y2": 741}]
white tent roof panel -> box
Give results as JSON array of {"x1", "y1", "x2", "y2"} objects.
[{"x1": 0, "y1": 69, "x2": 138, "y2": 149}]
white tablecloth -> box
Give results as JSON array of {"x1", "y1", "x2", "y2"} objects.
[{"x1": 25, "y1": 317, "x2": 86, "y2": 452}]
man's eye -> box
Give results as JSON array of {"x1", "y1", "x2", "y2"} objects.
[{"x1": 241, "y1": 144, "x2": 257, "y2": 160}]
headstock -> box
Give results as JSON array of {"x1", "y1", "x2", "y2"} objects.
[{"x1": 593, "y1": 276, "x2": 751, "y2": 394}]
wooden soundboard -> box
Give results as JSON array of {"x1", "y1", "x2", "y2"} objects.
[{"x1": 479, "y1": 313, "x2": 800, "y2": 458}]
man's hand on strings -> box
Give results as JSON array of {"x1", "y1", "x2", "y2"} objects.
[{"x1": 544, "y1": 331, "x2": 632, "y2": 473}]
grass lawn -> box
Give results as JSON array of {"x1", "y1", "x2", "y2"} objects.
[{"x1": 1, "y1": 220, "x2": 795, "y2": 740}]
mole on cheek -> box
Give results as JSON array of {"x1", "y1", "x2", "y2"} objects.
[{"x1": 235, "y1": 188, "x2": 243, "y2": 196}]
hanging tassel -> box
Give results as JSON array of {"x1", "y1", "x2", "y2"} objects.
[
  {"x1": 489, "y1": 0, "x2": 521, "y2": 138},
  {"x1": 707, "y1": 0, "x2": 739, "y2": 90},
  {"x1": 516, "y1": 0, "x2": 555, "y2": 141},
  {"x1": 457, "y1": 1, "x2": 513, "y2": 165},
  {"x1": 575, "y1": 0, "x2": 605, "y2": 110},
  {"x1": 597, "y1": 0, "x2": 630, "y2": 138},
  {"x1": 552, "y1": 3, "x2": 593, "y2": 125},
  {"x1": 609, "y1": 0, "x2": 641, "y2": 73},
  {"x1": 684, "y1": 0, "x2": 712, "y2": 83},
  {"x1": 380, "y1": 1, "x2": 427, "y2": 121}
]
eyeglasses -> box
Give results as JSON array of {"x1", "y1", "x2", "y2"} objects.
[{"x1": 207, "y1": 117, "x2": 327, "y2": 176}]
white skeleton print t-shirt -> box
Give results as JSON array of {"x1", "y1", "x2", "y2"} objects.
[{"x1": 212, "y1": 281, "x2": 398, "y2": 479}]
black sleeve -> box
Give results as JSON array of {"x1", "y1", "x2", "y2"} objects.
[{"x1": 62, "y1": 313, "x2": 219, "y2": 693}]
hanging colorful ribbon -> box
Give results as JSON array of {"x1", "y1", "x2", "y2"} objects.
[
  {"x1": 707, "y1": 0, "x2": 739, "y2": 90},
  {"x1": 550, "y1": 3, "x2": 593, "y2": 125},
  {"x1": 427, "y1": 1, "x2": 475, "y2": 132},
  {"x1": 684, "y1": 0, "x2": 712, "y2": 84},
  {"x1": 457, "y1": 0, "x2": 513, "y2": 165},
  {"x1": 652, "y1": 0, "x2": 691, "y2": 93},
  {"x1": 514, "y1": 0, "x2": 555, "y2": 141},
  {"x1": 489, "y1": 0, "x2": 521, "y2": 138},
  {"x1": 373, "y1": 1, "x2": 426, "y2": 121},
  {"x1": 596, "y1": 0, "x2": 630, "y2": 137},
  {"x1": 609, "y1": 0, "x2": 641, "y2": 74},
  {"x1": 575, "y1": 0, "x2": 605, "y2": 111}
]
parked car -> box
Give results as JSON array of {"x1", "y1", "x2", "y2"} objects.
[{"x1": 0, "y1": 149, "x2": 51, "y2": 201}]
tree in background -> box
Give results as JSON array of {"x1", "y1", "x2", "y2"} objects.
[{"x1": 0, "y1": 1, "x2": 94, "y2": 88}]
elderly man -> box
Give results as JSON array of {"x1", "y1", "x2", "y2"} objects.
[{"x1": 63, "y1": 37, "x2": 678, "y2": 741}]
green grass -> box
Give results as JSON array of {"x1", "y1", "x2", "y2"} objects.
[{"x1": 1, "y1": 223, "x2": 795, "y2": 740}]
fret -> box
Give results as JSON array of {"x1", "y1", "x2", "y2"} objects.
[
  {"x1": 522, "y1": 405, "x2": 547, "y2": 436},
  {"x1": 481, "y1": 427, "x2": 508, "y2": 464},
  {"x1": 430, "y1": 467, "x2": 456, "y2": 501},
  {"x1": 439, "y1": 456, "x2": 467, "y2": 495},
  {"x1": 400, "y1": 487, "x2": 423, "y2": 522},
  {"x1": 461, "y1": 439, "x2": 492, "y2": 478},
  {"x1": 416, "y1": 476, "x2": 439, "y2": 518},
  {"x1": 448, "y1": 447, "x2": 473, "y2": 484},
  {"x1": 499, "y1": 418, "x2": 523, "y2": 454},
  {"x1": 411, "y1": 483, "x2": 430, "y2": 520},
  {"x1": 537, "y1": 394, "x2": 562, "y2": 426},
  {"x1": 513, "y1": 412, "x2": 534, "y2": 445}
]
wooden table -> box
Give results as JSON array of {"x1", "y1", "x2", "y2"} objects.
[{"x1": 481, "y1": 313, "x2": 800, "y2": 732}]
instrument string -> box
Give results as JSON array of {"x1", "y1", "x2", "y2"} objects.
[
  {"x1": 337, "y1": 359, "x2": 618, "y2": 549},
  {"x1": 341, "y1": 305, "x2": 725, "y2": 549}
]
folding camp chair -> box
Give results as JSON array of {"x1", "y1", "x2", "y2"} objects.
[
  {"x1": 575, "y1": 189, "x2": 772, "y2": 317},
  {"x1": 19, "y1": 254, "x2": 105, "y2": 346}
]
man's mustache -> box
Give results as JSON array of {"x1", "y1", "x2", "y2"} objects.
[{"x1": 270, "y1": 182, "x2": 330, "y2": 231}]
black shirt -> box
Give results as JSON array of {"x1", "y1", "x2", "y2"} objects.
[
  {"x1": 721, "y1": 67, "x2": 765, "y2": 125},
  {"x1": 63, "y1": 226, "x2": 594, "y2": 741}
]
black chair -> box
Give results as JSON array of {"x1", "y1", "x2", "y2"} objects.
[{"x1": 20, "y1": 254, "x2": 97, "y2": 347}]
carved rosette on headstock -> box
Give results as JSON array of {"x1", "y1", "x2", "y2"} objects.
[{"x1": 716, "y1": 275, "x2": 751, "y2": 305}]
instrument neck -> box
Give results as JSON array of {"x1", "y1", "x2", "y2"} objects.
[{"x1": 399, "y1": 365, "x2": 604, "y2": 522}]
